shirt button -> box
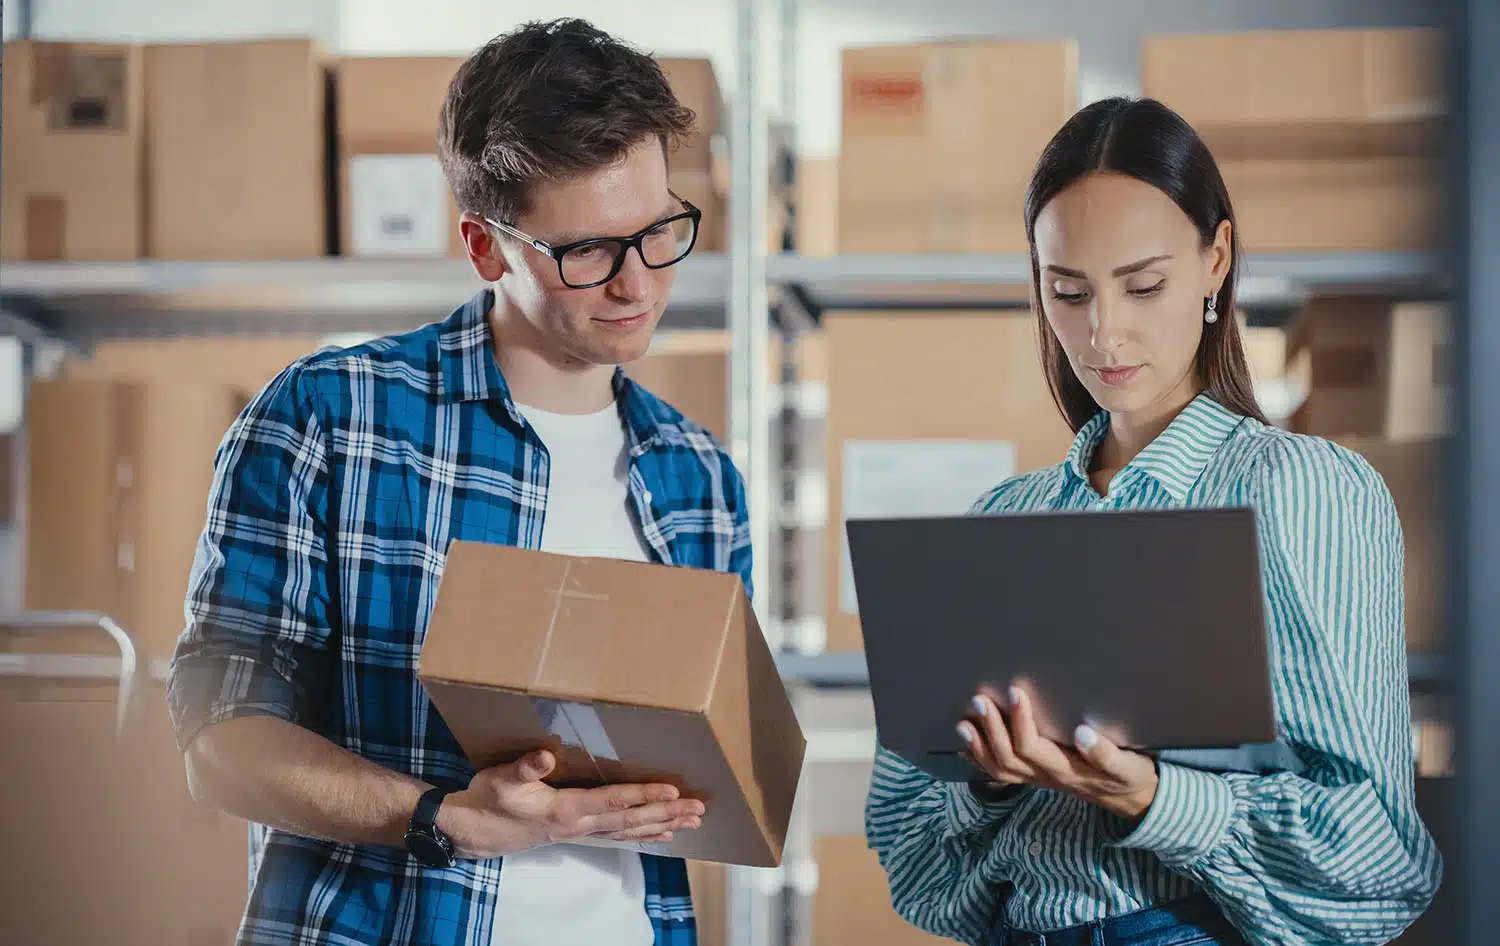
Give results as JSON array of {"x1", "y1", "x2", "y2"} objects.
[
  {"x1": 1028, "y1": 841, "x2": 1044, "y2": 857},
  {"x1": 642, "y1": 489, "x2": 653, "y2": 505}
]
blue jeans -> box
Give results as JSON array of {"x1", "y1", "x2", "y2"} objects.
[{"x1": 989, "y1": 896, "x2": 1249, "y2": 946}]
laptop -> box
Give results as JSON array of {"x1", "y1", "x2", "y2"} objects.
[{"x1": 845, "y1": 506, "x2": 1278, "y2": 782}]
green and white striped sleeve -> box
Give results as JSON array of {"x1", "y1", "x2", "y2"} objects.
[{"x1": 1111, "y1": 436, "x2": 1443, "y2": 945}]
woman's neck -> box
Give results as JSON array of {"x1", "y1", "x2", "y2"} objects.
[{"x1": 1092, "y1": 384, "x2": 1204, "y2": 487}]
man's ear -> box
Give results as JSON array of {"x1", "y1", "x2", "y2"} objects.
[{"x1": 460, "y1": 212, "x2": 507, "y2": 282}]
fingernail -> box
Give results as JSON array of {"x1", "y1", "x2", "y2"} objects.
[
  {"x1": 971, "y1": 695, "x2": 989, "y2": 717},
  {"x1": 1075, "y1": 724, "x2": 1098, "y2": 750},
  {"x1": 956, "y1": 722, "x2": 975, "y2": 744},
  {"x1": 1008, "y1": 686, "x2": 1022, "y2": 707}
]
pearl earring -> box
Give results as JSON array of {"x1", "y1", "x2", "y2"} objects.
[{"x1": 1205, "y1": 292, "x2": 1219, "y2": 324}]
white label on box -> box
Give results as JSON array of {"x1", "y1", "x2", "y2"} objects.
[
  {"x1": 349, "y1": 154, "x2": 449, "y2": 257},
  {"x1": 839, "y1": 440, "x2": 1017, "y2": 615}
]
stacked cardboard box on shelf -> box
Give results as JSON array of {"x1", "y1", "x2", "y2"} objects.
[
  {"x1": 838, "y1": 39, "x2": 1077, "y2": 253},
  {"x1": 1284, "y1": 297, "x2": 1449, "y2": 653},
  {"x1": 1144, "y1": 29, "x2": 1446, "y2": 252},
  {"x1": 337, "y1": 56, "x2": 465, "y2": 258},
  {"x1": 823, "y1": 311, "x2": 1074, "y2": 653},
  {"x1": 0, "y1": 629, "x2": 249, "y2": 945},
  {"x1": 25, "y1": 378, "x2": 246, "y2": 660},
  {"x1": 1, "y1": 41, "x2": 145, "y2": 261},
  {"x1": 659, "y1": 58, "x2": 727, "y2": 253},
  {"x1": 146, "y1": 40, "x2": 327, "y2": 259}
]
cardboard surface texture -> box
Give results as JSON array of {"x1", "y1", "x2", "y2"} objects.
[
  {"x1": 337, "y1": 57, "x2": 465, "y2": 258},
  {"x1": 1287, "y1": 298, "x2": 1449, "y2": 440},
  {"x1": 1337, "y1": 437, "x2": 1446, "y2": 652},
  {"x1": 26, "y1": 379, "x2": 244, "y2": 660},
  {"x1": 1144, "y1": 29, "x2": 1446, "y2": 252},
  {"x1": 658, "y1": 58, "x2": 720, "y2": 172},
  {"x1": 418, "y1": 542, "x2": 806, "y2": 867},
  {"x1": 146, "y1": 40, "x2": 326, "y2": 259},
  {"x1": 839, "y1": 40, "x2": 1077, "y2": 253},
  {"x1": 813, "y1": 835, "x2": 947, "y2": 944},
  {"x1": 1, "y1": 41, "x2": 144, "y2": 260},
  {"x1": 0, "y1": 671, "x2": 249, "y2": 945},
  {"x1": 824, "y1": 310, "x2": 1074, "y2": 652}
]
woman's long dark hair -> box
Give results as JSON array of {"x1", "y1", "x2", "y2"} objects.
[{"x1": 1023, "y1": 96, "x2": 1267, "y2": 433}]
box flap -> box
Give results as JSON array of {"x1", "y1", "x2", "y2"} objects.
[{"x1": 420, "y1": 541, "x2": 741, "y2": 713}]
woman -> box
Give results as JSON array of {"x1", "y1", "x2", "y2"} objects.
[{"x1": 864, "y1": 97, "x2": 1442, "y2": 946}]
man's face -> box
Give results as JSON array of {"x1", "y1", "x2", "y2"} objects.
[{"x1": 486, "y1": 137, "x2": 681, "y2": 367}]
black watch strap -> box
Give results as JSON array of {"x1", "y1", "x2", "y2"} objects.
[{"x1": 411, "y1": 787, "x2": 449, "y2": 831}]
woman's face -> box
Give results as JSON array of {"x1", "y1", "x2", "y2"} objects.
[{"x1": 1032, "y1": 171, "x2": 1231, "y2": 422}]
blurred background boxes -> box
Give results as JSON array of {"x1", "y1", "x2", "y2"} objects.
[
  {"x1": 146, "y1": 39, "x2": 327, "y2": 259},
  {"x1": 1144, "y1": 28, "x2": 1445, "y2": 252},
  {"x1": 24, "y1": 379, "x2": 246, "y2": 659},
  {"x1": 0, "y1": 41, "x2": 144, "y2": 261},
  {"x1": 337, "y1": 56, "x2": 465, "y2": 258},
  {"x1": 838, "y1": 39, "x2": 1077, "y2": 253},
  {"x1": 822, "y1": 310, "x2": 1073, "y2": 654}
]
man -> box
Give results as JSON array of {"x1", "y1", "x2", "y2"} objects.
[{"x1": 167, "y1": 19, "x2": 748, "y2": 946}]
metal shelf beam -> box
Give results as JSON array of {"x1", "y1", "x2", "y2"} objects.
[{"x1": 0, "y1": 249, "x2": 1449, "y2": 345}]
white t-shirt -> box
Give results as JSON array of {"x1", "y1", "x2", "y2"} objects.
[{"x1": 490, "y1": 401, "x2": 655, "y2": 946}]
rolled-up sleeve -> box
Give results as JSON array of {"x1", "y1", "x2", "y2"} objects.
[
  {"x1": 166, "y1": 360, "x2": 337, "y2": 753},
  {"x1": 1111, "y1": 436, "x2": 1443, "y2": 945}
]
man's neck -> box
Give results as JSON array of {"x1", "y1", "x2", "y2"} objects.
[{"x1": 489, "y1": 306, "x2": 617, "y2": 415}]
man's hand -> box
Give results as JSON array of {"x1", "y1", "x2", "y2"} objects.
[
  {"x1": 439, "y1": 750, "x2": 706, "y2": 859},
  {"x1": 957, "y1": 686, "x2": 1159, "y2": 822}
]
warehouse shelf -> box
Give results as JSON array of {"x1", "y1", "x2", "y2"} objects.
[
  {"x1": 770, "y1": 250, "x2": 1449, "y2": 318},
  {"x1": 0, "y1": 253, "x2": 734, "y2": 343},
  {"x1": 0, "y1": 250, "x2": 1447, "y2": 345}
]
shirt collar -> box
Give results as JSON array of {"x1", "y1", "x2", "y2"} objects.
[
  {"x1": 437, "y1": 289, "x2": 671, "y2": 450},
  {"x1": 1064, "y1": 393, "x2": 1246, "y2": 502}
]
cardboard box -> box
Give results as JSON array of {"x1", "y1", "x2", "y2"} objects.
[
  {"x1": 0, "y1": 664, "x2": 248, "y2": 946},
  {"x1": 1143, "y1": 29, "x2": 1444, "y2": 127},
  {"x1": 839, "y1": 40, "x2": 1077, "y2": 253},
  {"x1": 1, "y1": 41, "x2": 144, "y2": 261},
  {"x1": 1221, "y1": 157, "x2": 1442, "y2": 253},
  {"x1": 1336, "y1": 437, "x2": 1445, "y2": 653},
  {"x1": 794, "y1": 157, "x2": 839, "y2": 257},
  {"x1": 824, "y1": 311, "x2": 1074, "y2": 652},
  {"x1": 669, "y1": 169, "x2": 725, "y2": 253},
  {"x1": 336, "y1": 56, "x2": 464, "y2": 258},
  {"x1": 1144, "y1": 29, "x2": 1445, "y2": 253},
  {"x1": 627, "y1": 334, "x2": 730, "y2": 440},
  {"x1": 417, "y1": 541, "x2": 807, "y2": 867},
  {"x1": 658, "y1": 58, "x2": 720, "y2": 172},
  {"x1": 146, "y1": 40, "x2": 326, "y2": 259},
  {"x1": 62, "y1": 336, "x2": 327, "y2": 393},
  {"x1": 25, "y1": 379, "x2": 244, "y2": 660},
  {"x1": 812, "y1": 835, "x2": 947, "y2": 945},
  {"x1": 1287, "y1": 299, "x2": 1449, "y2": 440}
]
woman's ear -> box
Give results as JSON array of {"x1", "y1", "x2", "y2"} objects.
[{"x1": 1207, "y1": 218, "x2": 1233, "y2": 295}]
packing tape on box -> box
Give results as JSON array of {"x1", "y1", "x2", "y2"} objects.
[{"x1": 531, "y1": 697, "x2": 619, "y2": 782}]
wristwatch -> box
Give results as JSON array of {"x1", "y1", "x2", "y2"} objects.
[{"x1": 404, "y1": 787, "x2": 456, "y2": 868}]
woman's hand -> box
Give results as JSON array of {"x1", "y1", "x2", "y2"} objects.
[{"x1": 958, "y1": 685, "x2": 1159, "y2": 822}]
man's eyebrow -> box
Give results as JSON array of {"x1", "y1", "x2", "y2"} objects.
[{"x1": 548, "y1": 204, "x2": 684, "y2": 245}]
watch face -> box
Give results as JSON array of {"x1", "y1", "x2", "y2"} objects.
[{"x1": 405, "y1": 830, "x2": 454, "y2": 868}]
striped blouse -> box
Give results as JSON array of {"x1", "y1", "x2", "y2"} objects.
[{"x1": 864, "y1": 394, "x2": 1443, "y2": 946}]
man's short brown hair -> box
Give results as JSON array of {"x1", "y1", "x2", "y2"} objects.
[{"x1": 438, "y1": 18, "x2": 696, "y2": 226}]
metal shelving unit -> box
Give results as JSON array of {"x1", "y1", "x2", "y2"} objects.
[{"x1": 0, "y1": 249, "x2": 1450, "y2": 346}]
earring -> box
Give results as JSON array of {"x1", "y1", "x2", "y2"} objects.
[{"x1": 1204, "y1": 292, "x2": 1219, "y2": 325}]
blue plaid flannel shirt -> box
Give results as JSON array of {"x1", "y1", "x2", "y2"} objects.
[{"x1": 167, "y1": 290, "x2": 752, "y2": 946}]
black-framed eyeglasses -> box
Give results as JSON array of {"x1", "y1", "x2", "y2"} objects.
[{"x1": 484, "y1": 194, "x2": 702, "y2": 289}]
